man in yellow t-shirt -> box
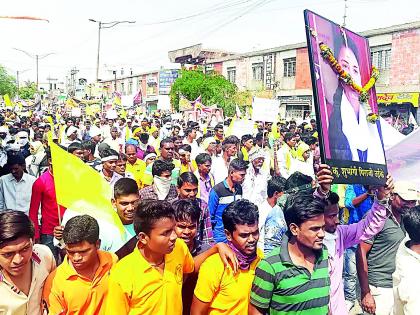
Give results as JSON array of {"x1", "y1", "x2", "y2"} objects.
[
  {"x1": 191, "y1": 199, "x2": 263, "y2": 315},
  {"x1": 106, "y1": 200, "x2": 238, "y2": 315},
  {"x1": 125, "y1": 144, "x2": 146, "y2": 189},
  {"x1": 43, "y1": 215, "x2": 117, "y2": 315}
]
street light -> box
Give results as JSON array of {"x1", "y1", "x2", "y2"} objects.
[
  {"x1": 89, "y1": 19, "x2": 136, "y2": 82},
  {"x1": 13, "y1": 48, "x2": 54, "y2": 90}
]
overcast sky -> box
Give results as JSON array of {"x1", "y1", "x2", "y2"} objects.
[{"x1": 1, "y1": 0, "x2": 419, "y2": 84}]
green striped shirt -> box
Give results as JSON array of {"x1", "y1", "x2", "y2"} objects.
[{"x1": 250, "y1": 233, "x2": 330, "y2": 314}]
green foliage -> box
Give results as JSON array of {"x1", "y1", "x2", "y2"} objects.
[
  {"x1": 0, "y1": 65, "x2": 17, "y2": 97},
  {"x1": 19, "y1": 81, "x2": 38, "y2": 99},
  {"x1": 170, "y1": 68, "x2": 238, "y2": 116}
]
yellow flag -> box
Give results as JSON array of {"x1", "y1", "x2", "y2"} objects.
[
  {"x1": 120, "y1": 108, "x2": 127, "y2": 119},
  {"x1": 4, "y1": 94, "x2": 13, "y2": 107},
  {"x1": 225, "y1": 117, "x2": 236, "y2": 137},
  {"x1": 49, "y1": 141, "x2": 124, "y2": 236}
]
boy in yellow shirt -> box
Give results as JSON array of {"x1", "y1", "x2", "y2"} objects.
[
  {"x1": 106, "y1": 200, "x2": 238, "y2": 315},
  {"x1": 191, "y1": 199, "x2": 263, "y2": 315}
]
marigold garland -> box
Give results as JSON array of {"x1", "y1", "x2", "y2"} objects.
[{"x1": 317, "y1": 41, "x2": 380, "y2": 123}]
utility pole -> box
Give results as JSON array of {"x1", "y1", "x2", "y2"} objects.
[
  {"x1": 17, "y1": 71, "x2": 20, "y2": 92},
  {"x1": 113, "y1": 70, "x2": 117, "y2": 91},
  {"x1": 36, "y1": 55, "x2": 39, "y2": 89},
  {"x1": 13, "y1": 48, "x2": 54, "y2": 90},
  {"x1": 89, "y1": 19, "x2": 136, "y2": 82},
  {"x1": 343, "y1": 0, "x2": 348, "y2": 27},
  {"x1": 69, "y1": 67, "x2": 79, "y2": 96},
  {"x1": 15, "y1": 68, "x2": 30, "y2": 95}
]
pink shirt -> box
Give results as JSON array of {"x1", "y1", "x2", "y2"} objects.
[{"x1": 327, "y1": 201, "x2": 387, "y2": 315}]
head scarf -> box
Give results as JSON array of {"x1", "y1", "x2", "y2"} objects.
[
  {"x1": 66, "y1": 126, "x2": 78, "y2": 137},
  {"x1": 149, "y1": 126, "x2": 158, "y2": 135},
  {"x1": 132, "y1": 127, "x2": 142, "y2": 139},
  {"x1": 296, "y1": 142, "x2": 310, "y2": 162},
  {"x1": 202, "y1": 137, "x2": 216, "y2": 150},
  {"x1": 227, "y1": 241, "x2": 257, "y2": 270},
  {"x1": 30, "y1": 141, "x2": 44, "y2": 155},
  {"x1": 143, "y1": 153, "x2": 157, "y2": 162},
  {"x1": 248, "y1": 148, "x2": 265, "y2": 162}
]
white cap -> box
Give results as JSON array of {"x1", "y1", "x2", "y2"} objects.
[
  {"x1": 66, "y1": 126, "x2": 78, "y2": 137},
  {"x1": 89, "y1": 126, "x2": 101, "y2": 137}
]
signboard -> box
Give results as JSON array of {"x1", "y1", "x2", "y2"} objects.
[
  {"x1": 231, "y1": 119, "x2": 256, "y2": 138},
  {"x1": 377, "y1": 92, "x2": 419, "y2": 107},
  {"x1": 251, "y1": 97, "x2": 280, "y2": 122},
  {"x1": 159, "y1": 69, "x2": 179, "y2": 95},
  {"x1": 305, "y1": 10, "x2": 387, "y2": 185}
]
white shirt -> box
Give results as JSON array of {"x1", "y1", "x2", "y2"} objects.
[
  {"x1": 0, "y1": 173, "x2": 36, "y2": 214},
  {"x1": 290, "y1": 159, "x2": 315, "y2": 179},
  {"x1": 257, "y1": 199, "x2": 272, "y2": 252},
  {"x1": 0, "y1": 244, "x2": 56, "y2": 315},
  {"x1": 57, "y1": 209, "x2": 129, "y2": 253},
  {"x1": 340, "y1": 93, "x2": 386, "y2": 164},
  {"x1": 210, "y1": 156, "x2": 229, "y2": 185},
  {"x1": 103, "y1": 137, "x2": 122, "y2": 153},
  {"x1": 242, "y1": 166, "x2": 269, "y2": 206},
  {"x1": 393, "y1": 237, "x2": 420, "y2": 315},
  {"x1": 183, "y1": 139, "x2": 200, "y2": 159}
]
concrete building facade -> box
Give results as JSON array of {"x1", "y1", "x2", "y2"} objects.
[{"x1": 202, "y1": 21, "x2": 420, "y2": 123}]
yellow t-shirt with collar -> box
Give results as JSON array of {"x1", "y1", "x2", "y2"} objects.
[
  {"x1": 193, "y1": 249, "x2": 263, "y2": 314},
  {"x1": 125, "y1": 158, "x2": 146, "y2": 189},
  {"x1": 106, "y1": 238, "x2": 195, "y2": 315}
]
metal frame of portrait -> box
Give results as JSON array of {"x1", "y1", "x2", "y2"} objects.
[{"x1": 304, "y1": 9, "x2": 387, "y2": 185}]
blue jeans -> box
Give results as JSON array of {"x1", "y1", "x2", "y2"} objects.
[
  {"x1": 343, "y1": 245, "x2": 358, "y2": 302},
  {"x1": 40, "y1": 234, "x2": 60, "y2": 263}
]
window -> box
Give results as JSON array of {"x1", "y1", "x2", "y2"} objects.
[
  {"x1": 371, "y1": 46, "x2": 391, "y2": 71},
  {"x1": 227, "y1": 67, "x2": 236, "y2": 83},
  {"x1": 128, "y1": 79, "x2": 133, "y2": 95},
  {"x1": 252, "y1": 63, "x2": 264, "y2": 81},
  {"x1": 283, "y1": 58, "x2": 296, "y2": 77}
]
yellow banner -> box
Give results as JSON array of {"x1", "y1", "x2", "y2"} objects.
[
  {"x1": 377, "y1": 93, "x2": 419, "y2": 107},
  {"x1": 3, "y1": 94, "x2": 13, "y2": 107}
]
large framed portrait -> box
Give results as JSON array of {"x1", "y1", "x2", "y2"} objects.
[{"x1": 304, "y1": 10, "x2": 387, "y2": 185}]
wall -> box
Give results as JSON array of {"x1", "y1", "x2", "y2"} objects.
[
  {"x1": 390, "y1": 29, "x2": 420, "y2": 90},
  {"x1": 295, "y1": 47, "x2": 311, "y2": 90}
]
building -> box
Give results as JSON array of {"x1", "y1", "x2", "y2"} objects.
[
  {"x1": 99, "y1": 68, "x2": 179, "y2": 112},
  {"x1": 171, "y1": 21, "x2": 420, "y2": 123}
]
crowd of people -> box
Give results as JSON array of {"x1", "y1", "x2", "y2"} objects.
[{"x1": 0, "y1": 108, "x2": 419, "y2": 315}]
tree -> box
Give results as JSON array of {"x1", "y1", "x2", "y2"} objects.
[
  {"x1": 170, "y1": 68, "x2": 238, "y2": 116},
  {"x1": 18, "y1": 81, "x2": 38, "y2": 100},
  {"x1": 0, "y1": 65, "x2": 17, "y2": 97}
]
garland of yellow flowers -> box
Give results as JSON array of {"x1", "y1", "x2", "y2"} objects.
[{"x1": 314, "y1": 35, "x2": 380, "y2": 123}]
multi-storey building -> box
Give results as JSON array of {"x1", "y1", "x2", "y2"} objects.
[{"x1": 172, "y1": 21, "x2": 420, "y2": 123}]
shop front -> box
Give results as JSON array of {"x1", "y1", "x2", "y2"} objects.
[
  {"x1": 278, "y1": 95, "x2": 313, "y2": 121},
  {"x1": 377, "y1": 92, "x2": 419, "y2": 125}
]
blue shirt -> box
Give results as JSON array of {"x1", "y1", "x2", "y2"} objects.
[
  {"x1": 344, "y1": 184, "x2": 374, "y2": 224},
  {"x1": 263, "y1": 200, "x2": 288, "y2": 256},
  {"x1": 208, "y1": 180, "x2": 242, "y2": 243}
]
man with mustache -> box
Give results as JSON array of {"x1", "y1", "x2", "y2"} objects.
[
  {"x1": 250, "y1": 190, "x2": 330, "y2": 315},
  {"x1": 191, "y1": 199, "x2": 262, "y2": 314}
]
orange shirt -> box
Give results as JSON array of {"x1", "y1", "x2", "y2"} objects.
[{"x1": 43, "y1": 250, "x2": 117, "y2": 315}]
